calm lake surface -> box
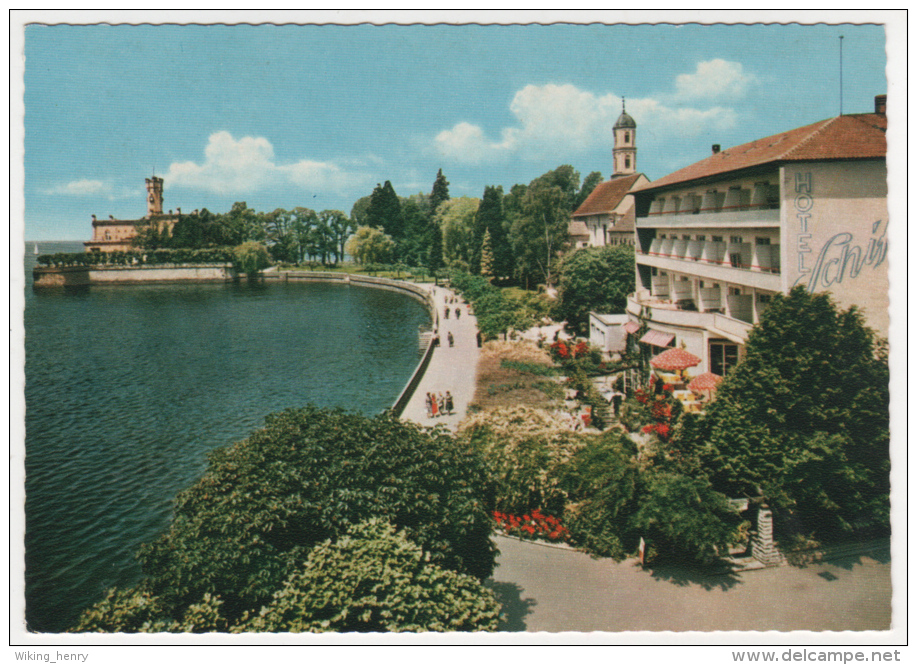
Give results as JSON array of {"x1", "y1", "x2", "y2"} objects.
[{"x1": 22, "y1": 241, "x2": 430, "y2": 632}]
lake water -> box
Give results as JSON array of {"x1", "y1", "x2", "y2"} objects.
[{"x1": 21, "y1": 242, "x2": 430, "y2": 632}]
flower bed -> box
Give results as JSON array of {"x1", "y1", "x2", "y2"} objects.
[{"x1": 493, "y1": 509, "x2": 570, "y2": 543}]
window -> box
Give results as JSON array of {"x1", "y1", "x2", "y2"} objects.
[
  {"x1": 729, "y1": 286, "x2": 742, "y2": 295},
  {"x1": 682, "y1": 234, "x2": 691, "y2": 240},
  {"x1": 710, "y1": 342, "x2": 740, "y2": 377},
  {"x1": 729, "y1": 252, "x2": 743, "y2": 268},
  {"x1": 712, "y1": 235, "x2": 723, "y2": 243},
  {"x1": 624, "y1": 131, "x2": 630, "y2": 143},
  {"x1": 730, "y1": 235, "x2": 743, "y2": 244},
  {"x1": 756, "y1": 292, "x2": 772, "y2": 304},
  {"x1": 755, "y1": 237, "x2": 771, "y2": 245},
  {"x1": 625, "y1": 156, "x2": 631, "y2": 169},
  {"x1": 696, "y1": 235, "x2": 706, "y2": 241},
  {"x1": 699, "y1": 280, "x2": 705, "y2": 288}
]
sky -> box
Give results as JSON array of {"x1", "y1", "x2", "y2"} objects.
[{"x1": 19, "y1": 17, "x2": 892, "y2": 241}]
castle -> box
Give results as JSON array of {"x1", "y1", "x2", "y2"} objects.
[{"x1": 84, "y1": 177, "x2": 181, "y2": 252}]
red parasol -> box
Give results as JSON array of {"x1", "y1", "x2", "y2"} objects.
[
  {"x1": 650, "y1": 347, "x2": 702, "y2": 372},
  {"x1": 688, "y1": 372, "x2": 723, "y2": 393}
]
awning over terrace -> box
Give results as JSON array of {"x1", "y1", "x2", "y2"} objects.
[{"x1": 639, "y1": 330, "x2": 674, "y2": 348}]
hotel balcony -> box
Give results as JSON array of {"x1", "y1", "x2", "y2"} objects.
[
  {"x1": 626, "y1": 292, "x2": 753, "y2": 345},
  {"x1": 640, "y1": 182, "x2": 781, "y2": 230},
  {"x1": 638, "y1": 239, "x2": 781, "y2": 292}
]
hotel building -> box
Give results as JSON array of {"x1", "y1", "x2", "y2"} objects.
[{"x1": 626, "y1": 96, "x2": 888, "y2": 378}]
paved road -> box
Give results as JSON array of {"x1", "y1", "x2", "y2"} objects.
[
  {"x1": 488, "y1": 535, "x2": 892, "y2": 632},
  {"x1": 401, "y1": 285, "x2": 480, "y2": 431}
]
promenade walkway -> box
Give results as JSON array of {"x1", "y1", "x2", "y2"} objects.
[
  {"x1": 400, "y1": 284, "x2": 480, "y2": 431},
  {"x1": 489, "y1": 535, "x2": 891, "y2": 632}
]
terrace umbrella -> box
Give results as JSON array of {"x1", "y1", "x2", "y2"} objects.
[
  {"x1": 650, "y1": 347, "x2": 702, "y2": 372},
  {"x1": 688, "y1": 372, "x2": 723, "y2": 397}
]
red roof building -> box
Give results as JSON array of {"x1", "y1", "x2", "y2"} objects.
[
  {"x1": 626, "y1": 95, "x2": 888, "y2": 380},
  {"x1": 569, "y1": 102, "x2": 650, "y2": 248}
]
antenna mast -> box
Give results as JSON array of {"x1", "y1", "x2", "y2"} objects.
[{"x1": 839, "y1": 35, "x2": 844, "y2": 116}]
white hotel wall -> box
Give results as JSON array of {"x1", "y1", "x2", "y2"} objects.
[{"x1": 780, "y1": 160, "x2": 889, "y2": 338}]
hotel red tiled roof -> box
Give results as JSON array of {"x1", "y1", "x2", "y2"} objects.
[
  {"x1": 573, "y1": 173, "x2": 643, "y2": 217},
  {"x1": 633, "y1": 113, "x2": 887, "y2": 193}
]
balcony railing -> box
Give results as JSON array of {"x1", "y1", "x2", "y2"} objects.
[
  {"x1": 642, "y1": 240, "x2": 780, "y2": 274},
  {"x1": 627, "y1": 293, "x2": 754, "y2": 342}
]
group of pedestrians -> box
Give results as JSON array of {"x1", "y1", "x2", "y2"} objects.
[{"x1": 425, "y1": 391, "x2": 454, "y2": 418}]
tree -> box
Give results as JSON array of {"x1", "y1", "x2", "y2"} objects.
[
  {"x1": 264, "y1": 208, "x2": 298, "y2": 263},
  {"x1": 240, "y1": 520, "x2": 500, "y2": 633},
  {"x1": 350, "y1": 196, "x2": 372, "y2": 228},
  {"x1": 510, "y1": 179, "x2": 570, "y2": 287},
  {"x1": 320, "y1": 210, "x2": 354, "y2": 264},
  {"x1": 345, "y1": 226, "x2": 395, "y2": 266},
  {"x1": 399, "y1": 197, "x2": 431, "y2": 267},
  {"x1": 553, "y1": 244, "x2": 636, "y2": 336},
  {"x1": 574, "y1": 171, "x2": 603, "y2": 210},
  {"x1": 476, "y1": 185, "x2": 514, "y2": 281},
  {"x1": 132, "y1": 218, "x2": 170, "y2": 249},
  {"x1": 75, "y1": 407, "x2": 496, "y2": 631},
  {"x1": 435, "y1": 197, "x2": 480, "y2": 271},
  {"x1": 429, "y1": 168, "x2": 450, "y2": 217},
  {"x1": 675, "y1": 286, "x2": 890, "y2": 538},
  {"x1": 427, "y1": 221, "x2": 444, "y2": 274},
  {"x1": 479, "y1": 229, "x2": 495, "y2": 281},
  {"x1": 366, "y1": 181, "x2": 404, "y2": 243},
  {"x1": 233, "y1": 241, "x2": 271, "y2": 276}
]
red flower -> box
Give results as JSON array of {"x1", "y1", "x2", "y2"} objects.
[{"x1": 642, "y1": 424, "x2": 654, "y2": 434}]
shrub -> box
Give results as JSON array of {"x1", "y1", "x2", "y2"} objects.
[
  {"x1": 560, "y1": 432, "x2": 641, "y2": 559},
  {"x1": 457, "y1": 406, "x2": 584, "y2": 517},
  {"x1": 74, "y1": 407, "x2": 496, "y2": 631},
  {"x1": 239, "y1": 520, "x2": 500, "y2": 633}
]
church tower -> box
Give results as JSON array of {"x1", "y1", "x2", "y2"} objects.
[
  {"x1": 613, "y1": 99, "x2": 637, "y2": 176},
  {"x1": 145, "y1": 176, "x2": 164, "y2": 217}
]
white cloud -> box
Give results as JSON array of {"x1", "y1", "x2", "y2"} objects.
[
  {"x1": 432, "y1": 61, "x2": 756, "y2": 163},
  {"x1": 674, "y1": 59, "x2": 757, "y2": 101},
  {"x1": 44, "y1": 179, "x2": 108, "y2": 196},
  {"x1": 166, "y1": 131, "x2": 370, "y2": 195},
  {"x1": 42, "y1": 179, "x2": 139, "y2": 200}
]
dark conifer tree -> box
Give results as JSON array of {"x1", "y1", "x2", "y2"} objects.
[{"x1": 429, "y1": 169, "x2": 450, "y2": 217}]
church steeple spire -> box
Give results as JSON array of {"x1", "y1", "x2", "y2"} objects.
[{"x1": 613, "y1": 98, "x2": 637, "y2": 176}]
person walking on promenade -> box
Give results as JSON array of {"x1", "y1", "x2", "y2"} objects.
[
  {"x1": 425, "y1": 392, "x2": 433, "y2": 418},
  {"x1": 431, "y1": 393, "x2": 439, "y2": 418},
  {"x1": 455, "y1": 307, "x2": 461, "y2": 320},
  {"x1": 444, "y1": 307, "x2": 450, "y2": 319},
  {"x1": 438, "y1": 393, "x2": 446, "y2": 415},
  {"x1": 447, "y1": 331, "x2": 454, "y2": 347},
  {"x1": 445, "y1": 391, "x2": 454, "y2": 414}
]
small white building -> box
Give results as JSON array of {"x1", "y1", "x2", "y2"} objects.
[{"x1": 588, "y1": 312, "x2": 636, "y2": 354}]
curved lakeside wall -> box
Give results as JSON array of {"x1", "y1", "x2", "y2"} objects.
[
  {"x1": 265, "y1": 271, "x2": 440, "y2": 417},
  {"x1": 32, "y1": 263, "x2": 235, "y2": 287}
]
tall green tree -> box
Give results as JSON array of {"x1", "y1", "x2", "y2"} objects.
[
  {"x1": 427, "y1": 221, "x2": 444, "y2": 274},
  {"x1": 366, "y1": 181, "x2": 404, "y2": 244},
  {"x1": 429, "y1": 168, "x2": 450, "y2": 217},
  {"x1": 399, "y1": 197, "x2": 431, "y2": 267},
  {"x1": 320, "y1": 210, "x2": 354, "y2": 264},
  {"x1": 350, "y1": 195, "x2": 372, "y2": 228},
  {"x1": 510, "y1": 178, "x2": 571, "y2": 287},
  {"x1": 476, "y1": 185, "x2": 513, "y2": 280},
  {"x1": 553, "y1": 244, "x2": 636, "y2": 336},
  {"x1": 479, "y1": 229, "x2": 495, "y2": 281},
  {"x1": 676, "y1": 286, "x2": 890, "y2": 538}
]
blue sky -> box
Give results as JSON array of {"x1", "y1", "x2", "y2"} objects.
[{"x1": 21, "y1": 21, "x2": 890, "y2": 241}]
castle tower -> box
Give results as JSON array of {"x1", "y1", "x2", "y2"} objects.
[
  {"x1": 613, "y1": 99, "x2": 637, "y2": 176},
  {"x1": 145, "y1": 176, "x2": 164, "y2": 217}
]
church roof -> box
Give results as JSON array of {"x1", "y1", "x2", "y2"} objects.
[
  {"x1": 633, "y1": 112, "x2": 887, "y2": 194},
  {"x1": 572, "y1": 173, "x2": 643, "y2": 218},
  {"x1": 614, "y1": 110, "x2": 637, "y2": 129}
]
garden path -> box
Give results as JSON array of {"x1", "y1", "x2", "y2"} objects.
[{"x1": 400, "y1": 284, "x2": 480, "y2": 432}]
